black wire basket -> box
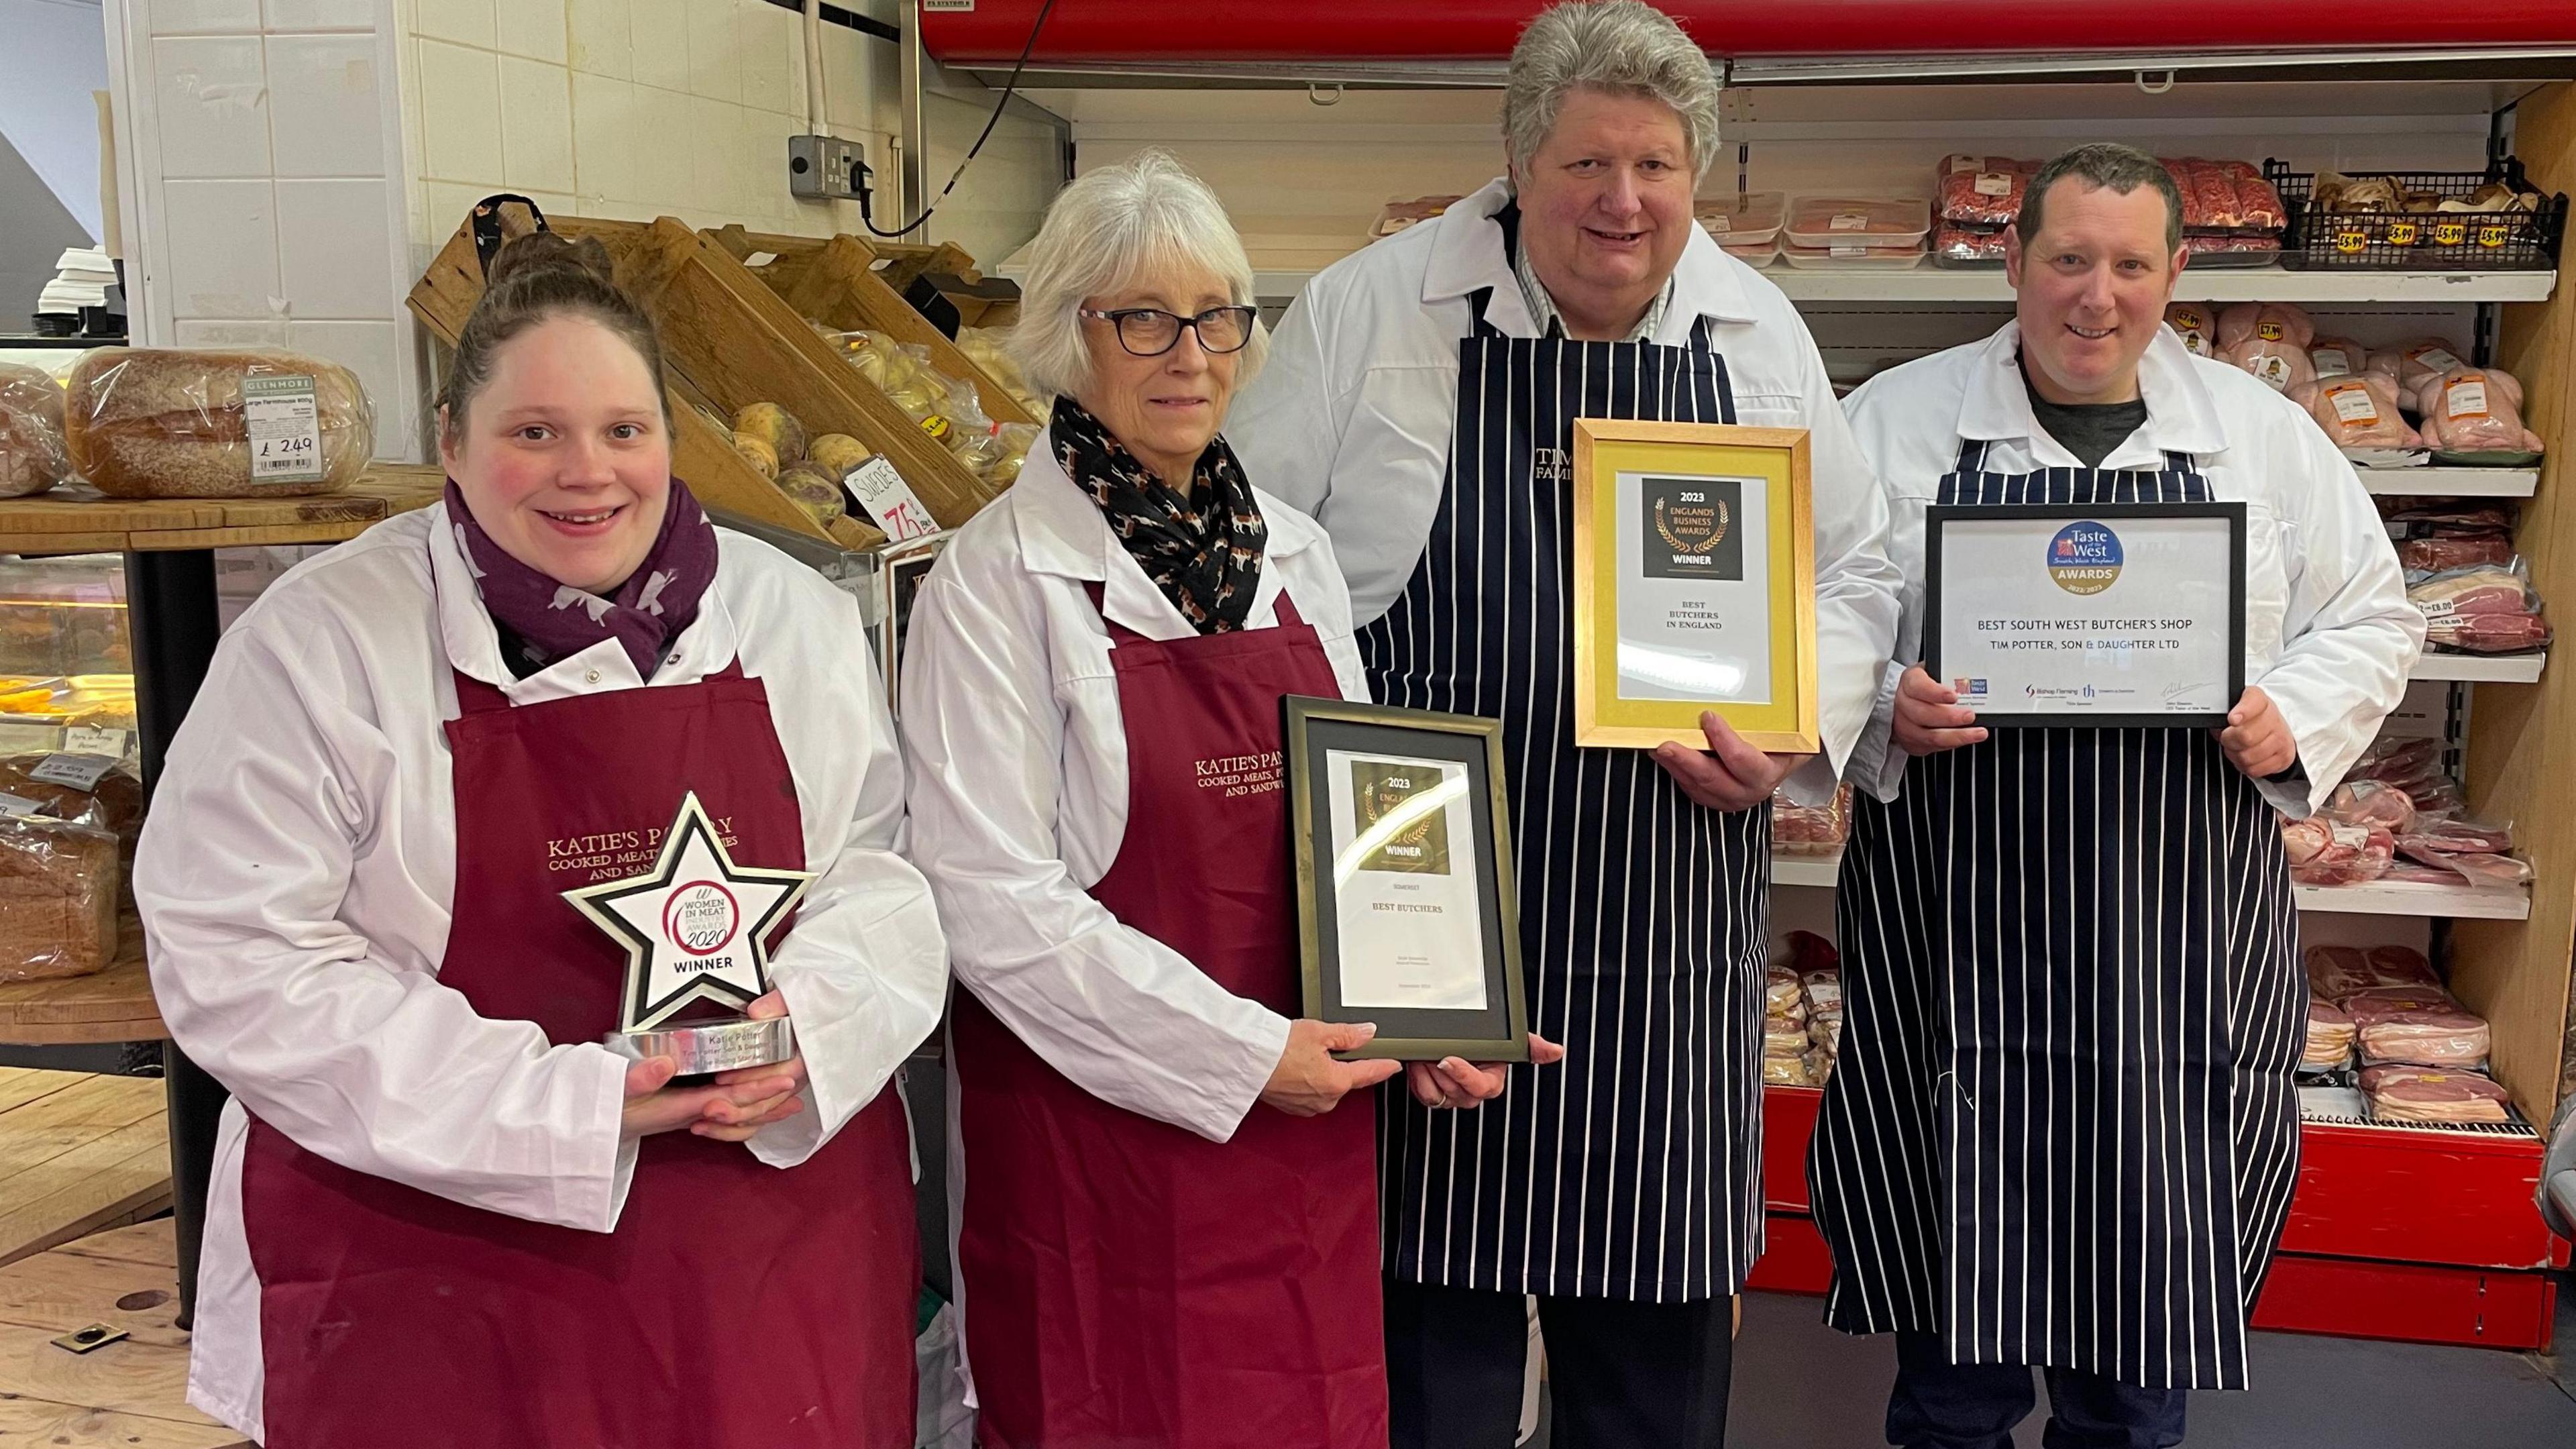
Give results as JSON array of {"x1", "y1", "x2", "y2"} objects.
[{"x1": 2263, "y1": 158, "x2": 2567, "y2": 271}]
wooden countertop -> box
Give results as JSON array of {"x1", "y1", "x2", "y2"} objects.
[{"x1": 0, "y1": 463, "x2": 444, "y2": 555}]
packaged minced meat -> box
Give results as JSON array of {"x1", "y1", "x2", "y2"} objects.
[
  {"x1": 2361, "y1": 1065, "x2": 2511, "y2": 1124},
  {"x1": 1932, "y1": 222, "x2": 2010, "y2": 266},
  {"x1": 1939, "y1": 163, "x2": 2033, "y2": 226},
  {"x1": 1696, "y1": 192, "x2": 1784, "y2": 246},
  {"x1": 1785, "y1": 195, "x2": 1932, "y2": 248}
]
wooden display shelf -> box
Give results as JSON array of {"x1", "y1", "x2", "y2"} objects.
[
  {"x1": 0, "y1": 942, "x2": 160, "y2": 1047},
  {"x1": 0, "y1": 1069, "x2": 170, "y2": 1268},
  {"x1": 407, "y1": 205, "x2": 888, "y2": 553},
  {"x1": 0, "y1": 1220, "x2": 247, "y2": 1447},
  {"x1": 703, "y1": 225, "x2": 1037, "y2": 428},
  {"x1": 0, "y1": 466, "x2": 443, "y2": 556}
]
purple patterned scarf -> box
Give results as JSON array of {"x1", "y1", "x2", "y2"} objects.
[{"x1": 443, "y1": 478, "x2": 720, "y2": 678}]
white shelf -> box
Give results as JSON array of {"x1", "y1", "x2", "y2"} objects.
[
  {"x1": 2355, "y1": 466, "x2": 2540, "y2": 498},
  {"x1": 1761, "y1": 266, "x2": 2556, "y2": 305},
  {"x1": 2411, "y1": 651, "x2": 2547, "y2": 682},
  {"x1": 2294, "y1": 879, "x2": 2533, "y2": 920},
  {"x1": 1774, "y1": 847, "x2": 2529, "y2": 919}
]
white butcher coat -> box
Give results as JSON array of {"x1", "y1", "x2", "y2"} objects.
[
  {"x1": 1839, "y1": 321, "x2": 2426, "y2": 813},
  {"x1": 134, "y1": 504, "x2": 948, "y2": 1442}
]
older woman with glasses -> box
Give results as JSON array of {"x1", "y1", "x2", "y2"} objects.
[{"x1": 902, "y1": 152, "x2": 1540, "y2": 1448}]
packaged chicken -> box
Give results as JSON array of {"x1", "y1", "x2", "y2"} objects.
[
  {"x1": 2362, "y1": 1065, "x2": 2512, "y2": 1125},
  {"x1": 2288, "y1": 374, "x2": 2420, "y2": 451},
  {"x1": 1696, "y1": 192, "x2": 1785, "y2": 246},
  {"x1": 2304, "y1": 996, "x2": 2356, "y2": 1071},
  {"x1": 2306, "y1": 336, "x2": 2365, "y2": 379},
  {"x1": 2365, "y1": 337, "x2": 2470, "y2": 392},
  {"x1": 2165, "y1": 305, "x2": 2217, "y2": 358},
  {"x1": 1785, "y1": 196, "x2": 1932, "y2": 248},
  {"x1": 1772, "y1": 783, "x2": 1850, "y2": 856},
  {"x1": 1937, "y1": 163, "x2": 2035, "y2": 227},
  {"x1": 2415, "y1": 367, "x2": 2545, "y2": 459},
  {"x1": 2219, "y1": 335, "x2": 2314, "y2": 393},
  {"x1": 2216, "y1": 303, "x2": 2314, "y2": 351}
]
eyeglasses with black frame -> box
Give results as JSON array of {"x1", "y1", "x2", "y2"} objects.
[{"x1": 1078, "y1": 305, "x2": 1258, "y2": 358}]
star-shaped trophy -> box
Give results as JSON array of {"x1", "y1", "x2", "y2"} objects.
[{"x1": 563, "y1": 792, "x2": 815, "y2": 1074}]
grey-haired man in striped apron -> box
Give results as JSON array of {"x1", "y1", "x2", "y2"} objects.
[
  {"x1": 1232, "y1": 3, "x2": 1903, "y2": 1444},
  {"x1": 1816, "y1": 144, "x2": 2422, "y2": 1448}
]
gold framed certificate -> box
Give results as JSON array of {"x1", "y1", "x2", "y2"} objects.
[
  {"x1": 1284, "y1": 696, "x2": 1530, "y2": 1064},
  {"x1": 1570, "y1": 419, "x2": 1819, "y2": 753}
]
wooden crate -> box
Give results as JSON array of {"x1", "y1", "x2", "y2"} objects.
[
  {"x1": 406, "y1": 206, "x2": 887, "y2": 551},
  {"x1": 704, "y1": 225, "x2": 1037, "y2": 428}
]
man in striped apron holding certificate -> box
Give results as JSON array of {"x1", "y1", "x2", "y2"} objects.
[
  {"x1": 1815, "y1": 145, "x2": 2422, "y2": 1448},
  {"x1": 1233, "y1": 5, "x2": 1902, "y2": 1443}
]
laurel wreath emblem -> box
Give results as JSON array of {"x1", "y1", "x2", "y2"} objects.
[{"x1": 1654, "y1": 495, "x2": 1729, "y2": 555}]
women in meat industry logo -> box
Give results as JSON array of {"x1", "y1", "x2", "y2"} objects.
[{"x1": 2047, "y1": 520, "x2": 2123, "y2": 595}]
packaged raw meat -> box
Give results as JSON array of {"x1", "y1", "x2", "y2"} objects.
[
  {"x1": 2351, "y1": 990, "x2": 2491, "y2": 1069},
  {"x1": 2383, "y1": 862, "x2": 2469, "y2": 884},
  {"x1": 2304, "y1": 996, "x2": 2355, "y2": 1070},
  {"x1": 1764, "y1": 1053, "x2": 1818, "y2": 1086},
  {"x1": 2165, "y1": 304, "x2": 2216, "y2": 357},
  {"x1": 1785, "y1": 195, "x2": 1932, "y2": 248},
  {"x1": 1764, "y1": 1020, "x2": 1810, "y2": 1057},
  {"x1": 2288, "y1": 374, "x2": 2420, "y2": 450},
  {"x1": 2361, "y1": 1065, "x2": 2511, "y2": 1124},
  {"x1": 1781, "y1": 242, "x2": 1925, "y2": 270},
  {"x1": 1804, "y1": 969, "x2": 1842, "y2": 1015},
  {"x1": 1697, "y1": 192, "x2": 1785, "y2": 246},
  {"x1": 2181, "y1": 233, "x2": 2282, "y2": 259},
  {"x1": 1721, "y1": 239, "x2": 1777, "y2": 266},
  {"x1": 1939, "y1": 164, "x2": 2033, "y2": 226},
  {"x1": 2324, "y1": 778, "x2": 2418, "y2": 835},
  {"x1": 2216, "y1": 302, "x2": 2315, "y2": 350},
  {"x1": 1932, "y1": 222, "x2": 2010, "y2": 266},
  {"x1": 2222, "y1": 162, "x2": 2290, "y2": 231},
  {"x1": 2304, "y1": 943, "x2": 2438, "y2": 1002},
  {"x1": 1765, "y1": 962, "x2": 1805, "y2": 1018},
  {"x1": 2398, "y1": 817, "x2": 2515, "y2": 855},
  {"x1": 2415, "y1": 366, "x2": 2545, "y2": 456},
  {"x1": 2397, "y1": 534, "x2": 2513, "y2": 573},
  {"x1": 2307, "y1": 335, "x2": 2366, "y2": 378},
  {"x1": 2410, "y1": 559, "x2": 2550, "y2": 653},
  {"x1": 2160, "y1": 158, "x2": 2245, "y2": 229},
  {"x1": 1773, "y1": 784, "x2": 1851, "y2": 856},
  {"x1": 2345, "y1": 734, "x2": 2443, "y2": 784},
  {"x1": 2400, "y1": 778, "x2": 2466, "y2": 818},
  {"x1": 2284, "y1": 818, "x2": 2394, "y2": 885},
  {"x1": 2365, "y1": 337, "x2": 2469, "y2": 392},
  {"x1": 2405, "y1": 851, "x2": 2534, "y2": 889},
  {"x1": 2220, "y1": 334, "x2": 2315, "y2": 392}
]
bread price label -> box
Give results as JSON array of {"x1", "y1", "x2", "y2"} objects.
[
  {"x1": 60, "y1": 727, "x2": 128, "y2": 759},
  {"x1": 244, "y1": 374, "x2": 325, "y2": 484},
  {"x1": 846, "y1": 457, "x2": 939, "y2": 543},
  {"x1": 0, "y1": 792, "x2": 42, "y2": 818},
  {"x1": 28, "y1": 753, "x2": 115, "y2": 791}
]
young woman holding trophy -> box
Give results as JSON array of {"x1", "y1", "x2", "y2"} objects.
[{"x1": 136, "y1": 231, "x2": 947, "y2": 1449}]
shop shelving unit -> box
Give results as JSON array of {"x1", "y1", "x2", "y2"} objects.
[{"x1": 914, "y1": 0, "x2": 2576, "y2": 1350}]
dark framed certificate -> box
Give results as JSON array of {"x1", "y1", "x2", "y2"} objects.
[
  {"x1": 1923, "y1": 502, "x2": 2247, "y2": 727},
  {"x1": 1283, "y1": 696, "x2": 1529, "y2": 1063}
]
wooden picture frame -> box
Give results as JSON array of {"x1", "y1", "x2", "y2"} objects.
[{"x1": 1570, "y1": 419, "x2": 1819, "y2": 753}]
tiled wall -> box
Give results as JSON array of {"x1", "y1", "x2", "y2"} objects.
[
  {"x1": 399, "y1": 0, "x2": 901, "y2": 258},
  {"x1": 111, "y1": 0, "x2": 423, "y2": 454}
]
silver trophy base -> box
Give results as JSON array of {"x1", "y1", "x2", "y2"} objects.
[{"x1": 605, "y1": 1015, "x2": 796, "y2": 1075}]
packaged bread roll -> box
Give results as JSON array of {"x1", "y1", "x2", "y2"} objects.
[
  {"x1": 65, "y1": 348, "x2": 373, "y2": 498},
  {"x1": 0, "y1": 812, "x2": 118, "y2": 981},
  {"x1": 0, "y1": 362, "x2": 70, "y2": 498}
]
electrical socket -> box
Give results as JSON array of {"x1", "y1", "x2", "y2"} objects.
[{"x1": 788, "y1": 135, "x2": 867, "y2": 202}]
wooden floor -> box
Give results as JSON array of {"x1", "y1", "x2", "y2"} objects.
[
  {"x1": 0, "y1": 1068, "x2": 170, "y2": 1267},
  {"x1": 0, "y1": 1219, "x2": 246, "y2": 1447}
]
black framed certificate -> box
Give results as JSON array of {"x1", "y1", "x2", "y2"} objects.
[
  {"x1": 1924, "y1": 502, "x2": 2247, "y2": 727},
  {"x1": 1283, "y1": 696, "x2": 1529, "y2": 1063}
]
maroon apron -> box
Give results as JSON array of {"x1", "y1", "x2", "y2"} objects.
[
  {"x1": 952, "y1": 587, "x2": 1388, "y2": 1448},
  {"x1": 241, "y1": 652, "x2": 919, "y2": 1449}
]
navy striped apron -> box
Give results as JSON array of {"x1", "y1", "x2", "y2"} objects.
[
  {"x1": 1363, "y1": 287, "x2": 1768, "y2": 1303},
  {"x1": 1808, "y1": 439, "x2": 2304, "y2": 1389}
]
